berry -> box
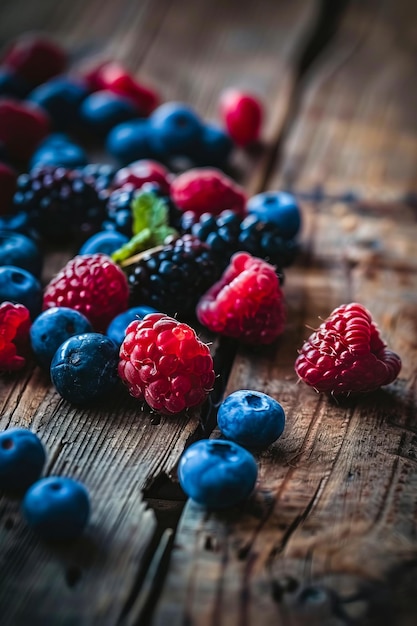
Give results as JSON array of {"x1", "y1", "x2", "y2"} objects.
[
  {"x1": 80, "y1": 89, "x2": 139, "y2": 136},
  {"x1": 22, "y1": 476, "x2": 90, "y2": 541},
  {"x1": 106, "y1": 305, "x2": 158, "y2": 346},
  {"x1": 295, "y1": 303, "x2": 402, "y2": 395},
  {"x1": 30, "y1": 134, "x2": 88, "y2": 169},
  {"x1": 148, "y1": 102, "x2": 204, "y2": 158},
  {"x1": 106, "y1": 119, "x2": 152, "y2": 164},
  {"x1": 79, "y1": 230, "x2": 129, "y2": 256},
  {"x1": 0, "y1": 162, "x2": 17, "y2": 215},
  {"x1": 217, "y1": 390, "x2": 285, "y2": 450},
  {"x1": 194, "y1": 124, "x2": 234, "y2": 166},
  {"x1": 83, "y1": 61, "x2": 159, "y2": 115},
  {"x1": 118, "y1": 312, "x2": 215, "y2": 414},
  {"x1": 0, "y1": 99, "x2": 50, "y2": 163},
  {"x1": 178, "y1": 439, "x2": 258, "y2": 509},
  {"x1": 197, "y1": 252, "x2": 286, "y2": 344},
  {"x1": 124, "y1": 235, "x2": 221, "y2": 318},
  {"x1": 182, "y1": 209, "x2": 298, "y2": 272},
  {"x1": 0, "y1": 266, "x2": 42, "y2": 319},
  {"x1": 30, "y1": 307, "x2": 93, "y2": 369},
  {"x1": 247, "y1": 191, "x2": 301, "y2": 239},
  {"x1": 0, "y1": 301, "x2": 31, "y2": 371},
  {"x1": 28, "y1": 77, "x2": 88, "y2": 131},
  {"x1": 13, "y1": 166, "x2": 106, "y2": 242},
  {"x1": 51, "y1": 332, "x2": 120, "y2": 404},
  {"x1": 0, "y1": 230, "x2": 43, "y2": 277},
  {"x1": 0, "y1": 428, "x2": 46, "y2": 492},
  {"x1": 0, "y1": 67, "x2": 30, "y2": 98},
  {"x1": 78, "y1": 163, "x2": 116, "y2": 195},
  {"x1": 171, "y1": 167, "x2": 246, "y2": 217},
  {"x1": 43, "y1": 253, "x2": 129, "y2": 332},
  {"x1": 2, "y1": 34, "x2": 67, "y2": 87},
  {"x1": 220, "y1": 89, "x2": 263, "y2": 147},
  {"x1": 112, "y1": 159, "x2": 172, "y2": 195}
]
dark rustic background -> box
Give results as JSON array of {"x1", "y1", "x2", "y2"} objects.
[{"x1": 1, "y1": 1, "x2": 417, "y2": 625}]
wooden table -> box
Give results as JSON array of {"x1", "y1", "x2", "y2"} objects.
[{"x1": 1, "y1": 1, "x2": 417, "y2": 624}]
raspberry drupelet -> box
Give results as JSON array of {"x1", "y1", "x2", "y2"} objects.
[{"x1": 118, "y1": 313, "x2": 215, "y2": 415}]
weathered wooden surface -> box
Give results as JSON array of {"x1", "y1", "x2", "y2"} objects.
[{"x1": 1, "y1": 1, "x2": 417, "y2": 625}]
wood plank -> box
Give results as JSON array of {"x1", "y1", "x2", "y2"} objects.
[
  {"x1": 272, "y1": 0, "x2": 417, "y2": 201},
  {"x1": 0, "y1": 1, "x2": 318, "y2": 624},
  {"x1": 153, "y1": 190, "x2": 417, "y2": 625}
]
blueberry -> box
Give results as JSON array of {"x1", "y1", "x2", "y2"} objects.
[
  {"x1": 217, "y1": 390, "x2": 285, "y2": 450},
  {"x1": 80, "y1": 90, "x2": 139, "y2": 136},
  {"x1": 0, "y1": 230, "x2": 43, "y2": 277},
  {"x1": 0, "y1": 211, "x2": 39, "y2": 240},
  {"x1": 22, "y1": 476, "x2": 90, "y2": 541},
  {"x1": 106, "y1": 305, "x2": 158, "y2": 346},
  {"x1": 28, "y1": 77, "x2": 88, "y2": 131},
  {"x1": 50, "y1": 333, "x2": 120, "y2": 405},
  {"x1": 195, "y1": 124, "x2": 234, "y2": 166},
  {"x1": 0, "y1": 67, "x2": 30, "y2": 98},
  {"x1": 79, "y1": 230, "x2": 129, "y2": 256},
  {"x1": 106, "y1": 119, "x2": 152, "y2": 164},
  {"x1": 0, "y1": 265, "x2": 42, "y2": 318},
  {"x1": 30, "y1": 307, "x2": 93, "y2": 369},
  {"x1": 247, "y1": 191, "x2": 301, "y2": 239},
  {"x1": 148, "y1": 102, "x2": 203, "y2": 158},
  {"x1": 30, "y1": 139, "x2": 87, "y2": 169},
  {"x1": 0, "y1": 428, "x2": 46, "y2": 492},
  {"x1": 178, "y1": 439, "x2": 258, "y2": 509}
]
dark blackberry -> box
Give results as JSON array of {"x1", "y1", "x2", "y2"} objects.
[
  {"x1": 181, "y1": 209, "x2": 298, "y2": 273},
  {"x1": 13, "y1": 166, "x2": 106, "y2": 243},
  {"x1": 79, "y1": 163, "x2": 117, "y2": 196},
  {"x1": 104, "y1": 181, "x2": 182, "y2": 237},
  {"x1": 123, "y1": 234, "x2": 221, "y2": 319}
]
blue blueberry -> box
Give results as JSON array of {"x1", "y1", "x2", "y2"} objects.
[
  {"x1": 50, "y1": 333, "x2": 120, "y2": 405},
  {"x1": 30, "y1": 307, "x2": 93, "y2": 370},
  {"x1": 0, "y1": 230, "x2": 43, "y2": 277},
  {"x1": 22, "y1": 476, "x2": 90, "y2": 541},
  {"x1": 80, "y1": 90, "x2": 139, "y2": 136},
  {"x1": 148, "y1": 102, "x2": 203, "y2": 158},
  {"x1": 106, "y1": 119, "x2": 152, "y2": 164},
  {"x1": 0, "y1": 428, "x2": 46, "y2": 492},
  {"x1": 217, "y1": 390, "x2": 285, "y2": 450},
  {"x1": 28, "y1": 77, "x2": 88, "y2": 131},
  {"x1": 106, "y1": 305, "x2": 158, "y2": 346},
  {"x1": 0, "y1": 265, "x2": 42, "y2": 319},
  {"x1": 247, "y1": 191, "x2": 301, "y2": 239},
  {"x1": 195, "y1": 124, "x2": 234, "y2": 166},
  {"x1": 79, "y1": 230, "x2": 129, "y2": 256},
  {"x1": 0, "y1": 210, "x2": 40, "y2": 240},
  {"x1": 178, "y1": 439, "x2": 258, "y2": 510},
  {"x1": 0, "y1": 68, "x2": 30, "y2": 98},
  {"x1": 30, "y1": 135, "x2": 87, "y2": 169}
]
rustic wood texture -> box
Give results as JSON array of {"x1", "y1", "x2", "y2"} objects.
[
  {"x1": 0, "y1": 1, "x2": 320, "y2": 625},
  {"x1": 272, "y1": 0, "x2": 417, "y2": 202}
]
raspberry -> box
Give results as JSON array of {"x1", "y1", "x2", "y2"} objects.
[
  {"x1": 219, "y1": 89, "x2": 263, "y2": 147},
  {"x1": 43, "y1": 254, "x2": 129, "y2": 332},
  {"x1": 118, "y1": 313, "x2": 215, "y2": 414},
  {"x1": 2, "y1": 34, "x2": 67, "y2": 87},
  {"x1": 171, "y1": 168, "x2": 246, "y2": 217},
  {"x1": 0, "y1": 301, "x2": 31, "y2": 372},
  {"x1": 295, "y1": 303, "x2": 402, "y2": 394},
  {"x1": 196, "y1": 252, "x2": 285, "y2": 344},
  {"x1": 112, "y1": 159, "x2": 172, "y2": 195},
  {"x1": 0, "y1": 99, "x2": 50, "y2": 163}
]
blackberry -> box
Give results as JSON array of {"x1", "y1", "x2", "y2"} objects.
[
  {"x1": 104, "y1": 182, "x2": 182, "y2": 237},
  {"x1": 79, "y1": 163, "x2": 117, "y2": 196},
  {"x1": 123, "y1": 234, "x2": 221, "y2": 319},
  {"x1": 13, "y1": 166, "x2": 106, "y2": 243},
  {"x1": 181, "y1": 210, "x2": 298, "y2": 273}
]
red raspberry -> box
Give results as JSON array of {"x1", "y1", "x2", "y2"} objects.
[
  {"x1": 0, "y1": 163, "x2": 17, "y2": 215},
  {"x1": 2, "y1": 34, "x2": 67, "y2": 87},
  {"x1": 82, "y1": 61, "x2": 159, "y2": 116},
  {"x1": 171, "y1": 168, "x2": 246, "y2": 217},
  {"x1": 196, "y1": 252, "x2": 285, "y2": 344},
  {"x1": 0, "y1": 302, "x2": 31, "y2": 372},
  {"x1": 295, "y1": 302, "x2": 402, "y2": 395},
  {"x1": 112, "y1": 159, "x2": 172, "y2": 194},
  {"x1": 0, "y1": 100, "x2": 50, "y2": 162},
  {"x1": 43, "y1": 254, "x2": 129, "y2": 332},
  {"x1": 219, "y1": 89, "x2": 263, "y2": 147},
  {"x1": 118, "y1": 313, "x2": 215, "y2": 414}
]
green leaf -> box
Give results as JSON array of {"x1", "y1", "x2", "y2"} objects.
[{"x1": 111, "y1": 228, "x2": 153, "y2": 263}]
